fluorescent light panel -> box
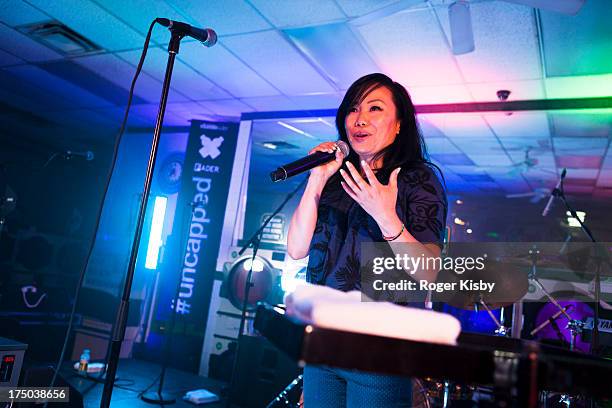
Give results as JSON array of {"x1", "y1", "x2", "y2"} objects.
[{"x1": 145, "y1": 196, "x2": 167, "y2": 270}]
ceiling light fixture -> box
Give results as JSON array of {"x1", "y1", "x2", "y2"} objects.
[
  {"x1": 503, "y1": 0, "x2": 585, "y2": 15},
  {"x1": 349, "y1": 0, "x2": 425, "y2": 26},
  {"x1": 277, "y1": 121, "x2": 314, "y2": 139},
  {"x1": 449, "y1": 1, "x2": 475, "y2": 55}
]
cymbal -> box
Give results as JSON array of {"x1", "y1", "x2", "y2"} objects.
[
  {"x1": 498, "y1": 255, "x2": 562, "y2": 269},
  {"x1": 434, "y1": 260, "x2": 529, "y2": 310}
]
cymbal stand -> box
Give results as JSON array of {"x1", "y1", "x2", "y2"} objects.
[
  {"x1": 478, "y1": 298, "x2": 509, "y2": 336},
  {"x1": 527, "y1": 247, "x2": 583, "y2": 351}
]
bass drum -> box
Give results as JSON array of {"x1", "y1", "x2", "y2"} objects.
[{"x1": 533, "y1": 300, "x2": 593, "y2": 353}]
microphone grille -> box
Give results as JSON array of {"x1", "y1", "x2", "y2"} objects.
[
  {"x1": 336, "y1": 140, "x2": 350, "y2": 157},
  {"x1": 203, "y1": 28, "x2": 217, "y2": 47}
]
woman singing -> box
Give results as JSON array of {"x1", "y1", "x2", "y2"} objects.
[{"x1": 287, "y1": 73, "x2": 448, "y2": 407}]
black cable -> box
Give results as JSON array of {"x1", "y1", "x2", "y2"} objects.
[{"x1": 46, "y1": 18, "x2": 160, "y2": 398}]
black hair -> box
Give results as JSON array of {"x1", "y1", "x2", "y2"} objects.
[{"x1": 336, "y1": 73, "x2": 433, "y2": 181}]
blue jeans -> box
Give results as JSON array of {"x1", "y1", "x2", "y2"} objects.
[{"x1": 303, "y1": 365, "x2": 412, "y2": 407}]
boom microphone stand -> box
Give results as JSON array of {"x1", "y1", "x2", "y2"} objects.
[
  {"x1": 100, "y1": 27, "x2": 187, "y2": 408},
  {"x1": 548, "y1": 169, "x2": 610, "y2": 355},
  {"x1": 225, "y1": 178, "x2": 307, "y2": 407}
]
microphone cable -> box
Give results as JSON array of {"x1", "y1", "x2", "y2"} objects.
[{"x1": 46, "y1": 18, "x2": 161, "y2": 396}]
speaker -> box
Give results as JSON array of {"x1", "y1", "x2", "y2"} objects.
[
  {"x1": 19, "y1": 366, "x2": 83, "y2": 408},
  {"x1": 230, "y1": 335, "x2": 301, "y2": 408}
]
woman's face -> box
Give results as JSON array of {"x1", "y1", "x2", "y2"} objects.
[{"x1": 344, "y1": 86, "x2": 400, "y2": 166}]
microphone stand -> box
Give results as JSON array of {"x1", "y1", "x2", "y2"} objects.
[
  {"x1": 100, "y1": 28, "x2": 185, "y2": 408},
  {"x1": 551, "y1": 173, "x2": 610, "y2": 355},
  {"x1": 225, "y1": 177, "x2": 307, "y2": 407}
]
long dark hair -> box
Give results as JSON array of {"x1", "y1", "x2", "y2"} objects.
[{"x1": 335, "y1": 73, "x2": 436, "y2": 183}]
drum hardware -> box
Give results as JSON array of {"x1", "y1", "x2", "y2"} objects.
[
  {"x1": 265, "y1": 374, "x2": 303, "y2": 408},
  {"x1": 441, "y1": 260, "x2": 528, "y2": 312},
  {"x1": 511, "y1": 301, "x2": 523, "y2": 339},
  {"x1": 527, "y1": 246, "x2": 584, "y2": 352},
  {"x1": 476, "y1": 299, "x2": 510, "y2": 337},
  {"x1": 530, "y1": 305, "x2": 572, "y2": 338},
  {"x1": 443, "y1": 380, "x2": 450, "y2": 408}
]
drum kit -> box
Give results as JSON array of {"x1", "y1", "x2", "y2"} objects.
[{"x1": 264, "y1": 244, "x2": 610, "y2": 408}]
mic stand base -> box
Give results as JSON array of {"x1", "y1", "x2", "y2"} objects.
[{"x1": 141, "y1": 392, "x2": 176, "y2": 405}]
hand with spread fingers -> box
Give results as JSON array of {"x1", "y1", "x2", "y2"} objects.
[{"x1": 339, "y1": 160, "x2": 401, "y2": 226}]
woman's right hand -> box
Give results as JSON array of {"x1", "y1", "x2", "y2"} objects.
[{"x1": 308, "y1": 141, "x2": 344, "y2": 182}]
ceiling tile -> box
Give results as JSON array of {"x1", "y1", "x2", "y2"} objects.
[
  {"x1": 485, "y1": 112, "x2": 550, "y2": 139},
  {"x1": 356, "y1": 8, "x2": 463, "y2": 87},
  {"x1": 468, "y1": 154, "x2": 514, "y2": 167},
  {"x1": 457, "y1": 173, "x2": 495, "y2": 183},
  {"x1": 596, "y1": 170, "x2": 612, "y2": 187},
  {"x1": 437, "y1": 1, "x2": 542, "y2": 82},
  {"x1": 283, "y1": 23, "x2": 379, "y2": 90},
  {"x1": 178, "y1": 41, "x2": 280, "y2": 98},
  {"x1": 39, "y1": 59, "x2": 146, "y2": 106},
  {"x1": 477, "y1": 182, "x2": 504, "y2": 192},
  {"x1": 561, "y1": 168, "x2": 599, "y2": 180},
  {"x1": 129, "y1": 103, "x2": 188, "y2": 126},
  {"x1": 289, "y1": 93, "x2": 343, "y2": 110},
  {"x1": 0, "y1": 48, "x2": 23, "y2": 66},
  {"x1": 93, "y1": 106, "x2": 151, "y2": 127},
  {"x1": 197, "y1": 98, "x2": 254, "y2": 118},
  {"x1": 419, "y1": 117, "x2": 447, "y2": 138},
  {"x1": 562, "y1": 185, "x2": 594, "y2": 194},
  {"x1": 426, "y1": 137, "x2": 461, "y2": 155},
  {"x1": 26, "y1": 0, "x2": 145, "y2": 51},
  {"x1": 551, "y1": 112, "x2": 612, "y2": 138},
  {"x1": 593, "y1": 188, "x2": 612, "y2": 198},
  {"x1": 0, "y1": 0, "x2": 50, "y2": 26},
  {"x1": 73, "y1": 53, "x2": 182, "y2": 103},
  {"x1": 335, "y1": 0, "x2": 399, "y2": 18},
  {"x1": 522, "y1": 168, "x2": 558, "y2": 183},
  {"x1": 540, "y1": 0, "x2": 612, "y2": 77},
  {"x1": 168, "y1": 0, "x2": 271, "y2": 36},
  {"x1": 498, "y1": 183, "x2": 532, "y2": 194},
  {"x1": 430, "y1": 153, "x2": 473, "y2": 166},
  {"x1": 544, "y1": 74, "x2": 612, "y2": 99},
  {"x1": 250, "y1": 0, "x2": 346, "y2": 28},
  {"x1": 467, "y1": 79, "x2": 544, "y2": 102},
  {"x1": 556, "y1": 155, "x2": 602, "y2": 169},
  {"x1": 553, "y1": 137, "x2": 608, "y2": 156},
  {"x1": 408, "y1": 83, "x2": 473, "y2": 104},
  {"x1": 166, "y1": 101, "x2": 215, "y2": 122},
  {"x1": 452, "y1": 137, "x2": 504, "y2": 154},
  {"x1": 0, "y1": 23, "x2": 61, "y2": 62},
  {"x1": 564, "y1": 177, "x2": 596, "y2": 186},
  {"x1": 117, "y1": 47, "x2": 230, "y2": 101},
  {"x1": 239, "y1": 95, "x2": 299, "y2": 112},
  {"x1": 222, "y1": 30, "x2": 335, "y2": 94},
  {"x1": 424, "y1": 113, "x2": 494, "y2": 139},
  {"x1": 4, "y1": 64, "x2": 113, "y2": 108},
  {"x1": 0, "y1": 69, "x2": 73, "y2": 110},
  {"x1": 89, "y1": 0, "x2": 182, "y2": 44}
]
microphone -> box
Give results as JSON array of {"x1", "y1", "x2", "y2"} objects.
[
  {"x1": 156, "y1": 18, "x2": 217, "y2": 47},
  {"x1": 270, "y1": 141, "x2": 349, "y2": 182},
  {"x1": 542, "y1": 168, "x2": 567, "y2": 217},
  {"x1": 64, "y1": 150, "x2": 94, "y2": 161}
]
